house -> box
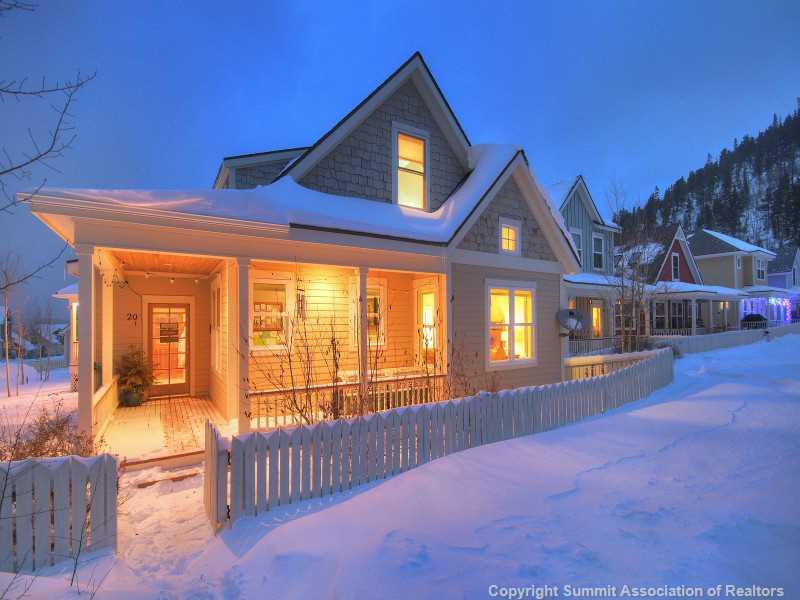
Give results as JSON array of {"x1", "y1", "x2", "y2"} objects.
[
  {"x1": 688, "y1": 229, "x2": 790, "y2": 325},
  {"x1": 53, "y1": 280, "x2": 79, "y2": 391},
  {"x1": 767, "y1": 245, "x2": 800, "y2": 321},
  {"x1": 555, "y1": 176, "x2": 622, "y2": 355},
  {"x1": 24, "y1": 53, "x2": 580, "y2": 454},
  {"x1": 641, "y1": 224, "x2": 746, "y2": 336}
]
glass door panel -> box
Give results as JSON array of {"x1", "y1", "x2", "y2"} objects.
[{"x1": 149, "y1": 304, "x2": 190, "y2": 396}]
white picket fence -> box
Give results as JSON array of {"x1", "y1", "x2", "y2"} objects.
[
  {"x1": 204, "y1": 349, "x2": 673, "y2": 529},
  {"x1": 653, "y1": 322, "x2": 800, "y2": 355},
  {"x1": 0, "y1": 455, "x2": 117, "y2": 573}
]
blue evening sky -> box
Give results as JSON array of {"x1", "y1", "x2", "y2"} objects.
[{"x1": 2, "y1": 0, "x2": 799, "y2": 315}]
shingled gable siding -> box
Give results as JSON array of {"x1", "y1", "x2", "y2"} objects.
[
  {"x1": 234, "y1": 158, "x2": 295, "y2": 189},
  {"x1": 457, "y1": 177, "x2": 557, "y2": 261},
  {"x1": 298, "y1": 79, "x2": 468, "y2": 211}
]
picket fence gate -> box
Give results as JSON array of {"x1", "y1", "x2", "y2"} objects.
[
  {"x1": 205, "y1": 349, "x2": 673, "y2": 529},
  {"x1": 0, "y1": 454, "x2": 118, "y2": 573}
]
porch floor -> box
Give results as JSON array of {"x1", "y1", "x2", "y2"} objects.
[{"x1": 100, "y1": 396, "x2": 233, "y2": 462}]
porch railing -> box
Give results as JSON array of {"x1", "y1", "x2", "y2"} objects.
[
  {"x1": 247, "y1": 373, "x2": 447, "y2": 431},
  {"x1": 567, "y1": 336, "x2": 619, "y2": 357},
  {"x1": 564, "y1": 350, "x2": 657, "y2": 380}
]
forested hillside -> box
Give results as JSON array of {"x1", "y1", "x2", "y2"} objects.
[{"x1": 617, "y1": 106, "x2": 800, "y2": 249}]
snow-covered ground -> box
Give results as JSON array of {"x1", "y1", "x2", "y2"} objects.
[
  {"x1": 0, "y1": 365, "x2": 75, "y2": 429},
  {"x1": 6, "y1": 336, "x2": 800, "y2": 599}
]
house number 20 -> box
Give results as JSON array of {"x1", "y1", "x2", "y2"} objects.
[{"x1": 127, "y1": 313, "x2": 138, "y2": 322}]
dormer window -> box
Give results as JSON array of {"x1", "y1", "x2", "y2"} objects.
[
  {"x1": 499, "y1": 217, "x2": 521, "y2": 256},
  {"x1": 395, "y1": 130, "x2": 427, "y2": 209}
]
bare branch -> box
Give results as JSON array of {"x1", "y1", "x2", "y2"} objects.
[{"x1": 0, "y1": 243, "x2": 68, "y2": 293}]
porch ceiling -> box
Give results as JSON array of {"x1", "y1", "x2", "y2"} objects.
[{"x1": 113, "y1": 250, "x2": 222, "y2": 276}]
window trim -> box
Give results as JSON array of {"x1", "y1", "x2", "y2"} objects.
[
  {"x1": 391, "y1": 122, "x2": 430, "y2": 211},
  {"x1": 592, "y1": 233, "x2": 605, "y2": 271},
  {"x1": 755, "y1": 257, "x2": 766, "y2": 280},
  {"x1": 671, "y1": 252, "x2": 680, "y2": 281},
  {"x1": 250, "y1": 274, "x2": 295, "y2": 353},
  {"x1": 351, "y1": 276, "x2": 388, "y2": 349},
  {"x1": 211, "y1": 276, "x2": 222, "y2": 374},
  {"x1": 485, "y1": 279, "x2": 537, "y2": 371},
  {"x1": 499, "y1": 216, "x2": 522, "y2": 256},
  {"x1": 570, "y1": 227, "x2": 583, "y2": 266}
]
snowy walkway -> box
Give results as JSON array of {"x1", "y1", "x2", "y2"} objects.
[{"x1": 7, "y1": 335, "x2": 800, "y2": 599}]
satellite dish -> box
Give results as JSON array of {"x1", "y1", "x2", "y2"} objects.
[{"x1": 557, "y1": 308, "x2": 589, "y2": 333}]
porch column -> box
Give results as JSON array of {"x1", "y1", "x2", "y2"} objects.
[
  {"x1": 358, "y1": 267, "x2": 368, "y2": 401},
  {"x1": 76, "y1": 244, "x2": 95, "y2": 434},
  {"x1": 100, "y1": 260, "x2": 115, "y2": 389},
  {"x1": 236, "y1": 257, "x2": 251, "y2": 433},
  {"x1": 609, "y1": 297, "x2": 616, "y2": 340},
  {"x1": 690, "y1": 299, "x2": 696, "y2": 336},
  {"x1": 708, "y1": 300, "x2": 715, "y2": 332}
]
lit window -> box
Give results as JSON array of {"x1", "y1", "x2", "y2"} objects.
[
  {"x1": 418, "y1": 289, "x2": 436, "y2": 365},
  {"x1": 591, "y1": 305, "x2": 602, "y2": 337},
  {"x1": 571, "y1": 229, "x2": 583, "y2": 264},
  {"x1": 252, "y1": 282, "x2": 288, "y2": 348},
  {"x1": 366, "y1": 285, "x2": 383, "y2": 347},
  {"x1": 499, "y1": 218, "x2": 521, "y2": 255},
  {"x1": 671, "y1": 253, "x2": 680, "y2": 281},
  {"x1": 488, "y1": 284, "x2": 535, "y2": 366},
  {"x1": 396, "y1": 132, "x2": 425, "y2": 209},
  {"x1": 592, "y1": 234, "x2": 604, "y2": 270}
]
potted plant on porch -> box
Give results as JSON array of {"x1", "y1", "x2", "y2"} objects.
[{"x1": 116, "y1": 349, "x2": 154, "y2": 407}]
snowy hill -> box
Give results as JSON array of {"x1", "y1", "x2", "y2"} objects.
[{"x1": 617, "y1": 108, "x2": 800, "y2": 250}]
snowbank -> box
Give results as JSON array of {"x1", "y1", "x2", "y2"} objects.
[{"x1": 5, "y1": 336, "x2": 800, "y2": 598}]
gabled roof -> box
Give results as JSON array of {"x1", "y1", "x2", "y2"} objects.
[
  {"x1": 213, "y1": 147, "x2": 308, "y2": 189},
  {"x1": 768, "y1": 245, "x2": 798, "y2": 273},
  {"x1": 280, "y1": 52, "x2": 471, "y2": 182},
  {"x1": 622, "y1": 223, "x2": 703, "y2": 284},
  {"x1": 556, "y1": 175, "x2": 620, "y2": 232},
  {"x1": 689, "y1": 229, "x2": 776, "y2": 257}
]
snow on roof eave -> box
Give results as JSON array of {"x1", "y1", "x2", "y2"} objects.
[
  {"x1": 651, "y1": 281, "x2": 747, "y2": 298},
  {"x1": 703, "y1": 229, "x2": 776, "y2": 256},
  {"x1": 32, "y1": 145, "x2": 527, "y2": 246}
]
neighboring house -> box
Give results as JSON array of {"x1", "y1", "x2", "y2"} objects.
[
  {"x1": 767, "y1": 245, "x2": 800, "y2": 320},
  {"x1": 54, "y1": 281, "x2": 79, "y2": 391},
  {"x1": 640, "y1": 224, "x2": 746, "y2": 336},
  {"x1": 25, "y1": 52, "x2": 580, "y2": 445},
  {"x1": 556, "y1": 176, "x2": 621, "y2": 354},
  {"x1": 689, "y1": 229, "x2": 790, "y2": 325}
]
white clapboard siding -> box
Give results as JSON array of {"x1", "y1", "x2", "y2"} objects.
[
  {"x1": 0, "y1": 455, "x2": 118, "y2": 574},
  {"x1": 207, "y1": 349, "x2": 674, "y2": 529}
]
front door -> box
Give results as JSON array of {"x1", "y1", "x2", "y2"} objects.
[{"x1": 149, "y1": 303, "x2": 190, "y2": 396}]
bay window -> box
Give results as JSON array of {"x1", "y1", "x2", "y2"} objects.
[{"x1": 487, "y1": 281, "x2": 535, "y2": 368}]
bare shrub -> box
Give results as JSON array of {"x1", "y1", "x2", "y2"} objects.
[{"x1": 0, "y1": 398, "x2": 96, "y2": 461}]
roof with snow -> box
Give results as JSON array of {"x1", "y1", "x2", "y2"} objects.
[
  {"x1": 651, "y1": 281, "x2": 746, "y2": 298},
  {"x1": 742, "y1": 284, "x2": 790, "y2": 297},
  {"x1": 34, "y1": 145, "x2": 579, "y2": 259},
  {"x1": 54, "y1": 283, "x2": 78, "y2": 299},
  {"x1": 768, "y1": 245, "x2": 798, "y2": 274},
  {"x1": 690, "y1": 229, "x2": 776, "y2": 257}
]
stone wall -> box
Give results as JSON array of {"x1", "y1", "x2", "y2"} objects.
[
  {"x1": 298, "y1": 79, "x2": 467, "y2": 211},
  {"x1": 458, "y1": 177, "x2": 557, "y2": 261}
]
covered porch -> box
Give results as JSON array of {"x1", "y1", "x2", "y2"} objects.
[
  {"x1": 73, "y1": 245, "x2": 448, "y2": 460},
  {"x1": 563, "y1": 275, "x2": 619, "y2": 356},
  {"x1": 648, "y1": 289, "x2": 742, "y2": 337}
]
